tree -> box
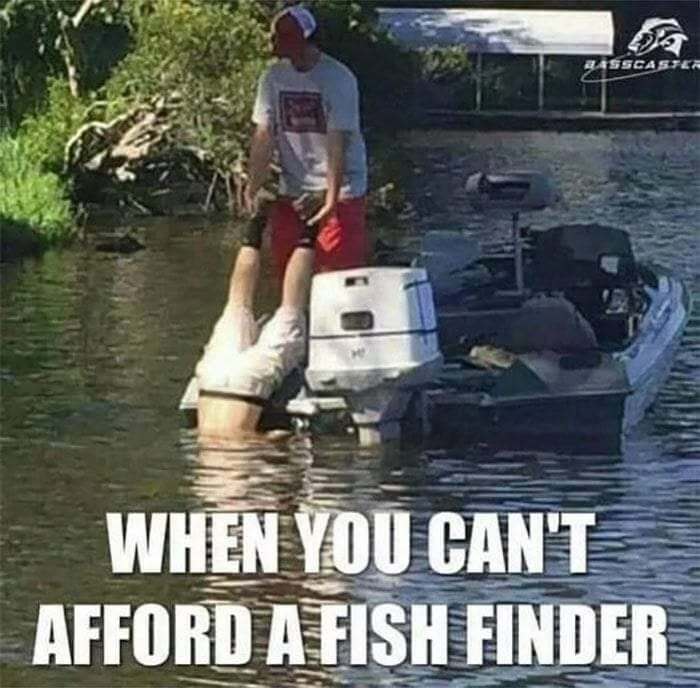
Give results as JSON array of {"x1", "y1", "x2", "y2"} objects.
[{"x1": 1, "y1": 0, "x2": 130, "y2": 127}]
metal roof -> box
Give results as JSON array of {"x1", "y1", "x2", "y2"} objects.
[{"x1": 377, "y1": 8, "x2": 614, "y2": 55}]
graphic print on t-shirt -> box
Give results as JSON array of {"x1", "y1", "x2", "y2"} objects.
[{"x1": 279, "y1": 91, "x2": 327, "y2": 133}]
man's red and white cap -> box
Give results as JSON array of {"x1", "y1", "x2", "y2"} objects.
[{"x1": 278, "y1": 5, "x2": 317, "y2": 39}]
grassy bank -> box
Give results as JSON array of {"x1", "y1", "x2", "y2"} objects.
[{"x1": 0, "y1": 135, "x2": 75, "y2": 261}]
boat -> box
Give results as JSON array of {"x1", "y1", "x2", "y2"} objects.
[{"x1": 181, "y1": 171, "x2": 691, "y2": 453}]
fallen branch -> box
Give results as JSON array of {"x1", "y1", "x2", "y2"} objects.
[
  {"x1": 203, "y1": 172, "x2": 219, "y2": 212},
  {"x1": 65, "y1": 97, "x2": 173, "y2": 182},
  {"x1": 71, "y1": 0, "x2": 105, "y2": 28}
]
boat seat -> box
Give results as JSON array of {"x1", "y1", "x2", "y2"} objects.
[{"x1": 440, "y1": 295, "x2": 598, "y2": 353}]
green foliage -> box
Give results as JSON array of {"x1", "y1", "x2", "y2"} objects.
[
  {"x1": 418, "y1": 46, "x2": 472, "y2": 85},
  {"x1": 1, "y1": 0, "x2": 58, "y2": 128},
  {"x1": 481, "y1": 55, "x2": 539, "y2": 110},
  {"x1": 0, "y1": 0, "x2": 130, "y2": 128},
  {"x1": 103, "y1": 0, "x2": 270, "y2": 173},
  {"x1": 0, "y1": 136, "x2": 75, "y2": 250},
  {"x1": 1, "y1": 0, "x2": 422, "y2": 248},
  {"x1": 416, "y1": 46, "x2": 475, "y2": 108},
  {"x1": 544, "y1": 57, "x2": 601, "y2": 111},
  {"x1": 18, "y1": 79, "x2": 91, "y2": 172}
]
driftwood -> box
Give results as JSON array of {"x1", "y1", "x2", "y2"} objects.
[
  {"x1": 109, "y1": 112, "x2": 171, "y2": 182},
  {"x1": 65, "y1": 96, "x2": 172, "y2": 182},
  {"x1": 63, "y1": 92, "x2": 262, "y2": 217}
]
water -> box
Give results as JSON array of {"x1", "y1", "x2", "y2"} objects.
[{"x1": 1, "y1": 131, "x2": 699, "y2": 687}]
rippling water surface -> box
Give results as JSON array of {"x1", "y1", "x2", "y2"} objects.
[{"x1": 1, "y1": 131, "x2": 699, "y2": 686}]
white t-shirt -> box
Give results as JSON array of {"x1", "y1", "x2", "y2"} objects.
[{"x1": 252, "y1": 53, "x2": 367, "y2": 198}]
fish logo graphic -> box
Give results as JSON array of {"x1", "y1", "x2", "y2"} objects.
[
  {"x1": 581, "y1": 15, "x2": 698, "y2": 83},
  {"x1": 627, "y1": 17, "x2": 689, "y2": 58}
]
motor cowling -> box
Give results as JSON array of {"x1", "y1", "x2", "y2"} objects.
[{"x1": 306, "y1": 267, "x2": 441, "y2": 393}]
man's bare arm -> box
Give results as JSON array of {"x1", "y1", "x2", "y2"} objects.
[
  {"x1": 306, "y1": 129, "x2": 346, "y2": 227},
  {"x1": 326, "y1": 129, "x2": 345, "y2": 207},
  {"x1": 244, "y1": 124, "x2": 274, "y2": 212}
]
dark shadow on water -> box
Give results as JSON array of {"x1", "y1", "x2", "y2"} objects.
[{"x1": 0, "y1": 216, "x2": 43, "y2": 262}]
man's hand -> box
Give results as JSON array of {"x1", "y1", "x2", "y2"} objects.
[
  {"x1": 303, "y1": 199, "x2": 335, "y2": 228},
  {"x1": 306, "y1": 129, "x2": 344, "y2": 228},
  {"x1": 292, "y1": 191, "x2": 330, "y2": 227},
  {"x1": 243, "y1": 184, "x2": 259, "y2": 216},
  {"x1": 244, "y1": 185, "x2": 277, "y2": 217},
  {"x1": 291, "y1": 191, "x2": 328, "y2": 249}
]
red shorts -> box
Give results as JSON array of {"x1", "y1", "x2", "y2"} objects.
[{"x1": 268, "y1": 196, "x2": 369, "y2": 283}]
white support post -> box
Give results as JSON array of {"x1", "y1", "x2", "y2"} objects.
[
  {"x1": 600, "y1": 56, "x2": 608, "y2": 113},
  {"x1": 476, "y1": 53, "x2": 482, "y2": 111},
  {"x1": 538, "y1": 54, "x2": 545, "y2": 110}
]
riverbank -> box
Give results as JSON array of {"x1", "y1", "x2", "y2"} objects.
[
  {"x1": 0, "y1": 136, "x2": 75, "y2": 262},
  {"x1": 1, "y1": 125, "x2": 414, "y2": 263},
  {"x1": 4, "y1": 0, "x2": 696, "y2": 262}
]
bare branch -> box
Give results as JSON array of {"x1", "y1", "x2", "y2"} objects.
[{"x1": 71, "y1": 0, "x2": 106, "y2": 29}]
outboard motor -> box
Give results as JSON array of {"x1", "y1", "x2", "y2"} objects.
[{"x1": 306, "y1": 267, "x2": 443, "y2": 445}]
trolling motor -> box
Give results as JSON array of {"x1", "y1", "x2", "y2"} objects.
[{"x1": 466, "y1": 171, "x2": 559, "y2": 293}]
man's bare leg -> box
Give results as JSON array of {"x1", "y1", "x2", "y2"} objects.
[
  {"x1": 281, "y1": 247, "x2": 314, "y2": 310},
  {"x1": 197, "y1": 245, "x2": 262, "y2": 442},
  {"x1": 228, "y1": 246, "x2": 260, "y2": 309},
  {"x1": 198, "y1": 246, "x2": 314, "y2": 444}
]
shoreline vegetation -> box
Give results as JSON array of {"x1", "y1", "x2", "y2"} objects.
[
  {"x1": 1, "y1": 0, "x2": 420, "y2": 260},
  {"x1": 1, "y1": 0, "x2": 697, "y2": 260}
]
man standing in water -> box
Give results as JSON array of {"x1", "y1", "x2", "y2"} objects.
[{"x1": 245, "y1": 4, "x2": 369, "y2": 279}]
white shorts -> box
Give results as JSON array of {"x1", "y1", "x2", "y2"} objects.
[{"x1": 196, "y1": 306, "x2": 306, "y2": 402}]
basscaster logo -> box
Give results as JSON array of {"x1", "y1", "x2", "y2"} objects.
[{"x1": 582, "y1": 17, "x2": 699, "y2": 83}]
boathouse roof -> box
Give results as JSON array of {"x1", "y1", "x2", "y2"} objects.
[{"x1": 376, "y1": 8, "x2": 614, "y2": 55}]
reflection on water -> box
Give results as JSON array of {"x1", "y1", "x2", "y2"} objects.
[{"x1": 1, "y1": 131, "x2": 699, "y2": 686}]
